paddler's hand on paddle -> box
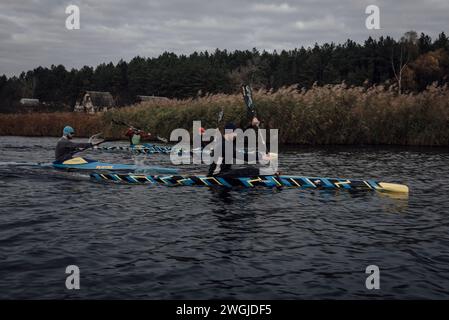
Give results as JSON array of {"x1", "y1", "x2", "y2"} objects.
[
  {"x1": 92, "y1": 139, "x2": 105, "y2": 149},
  {"x1": 261, "y1": 152, "x2": 278, "y2": 163},
  {"x1": 252, "y1": 116, "x2": 260, "y2": 128}
]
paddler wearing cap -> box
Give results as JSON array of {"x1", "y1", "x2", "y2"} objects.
[{"x1": 55, "y1": 126, "x2": 94, "y2": 162}]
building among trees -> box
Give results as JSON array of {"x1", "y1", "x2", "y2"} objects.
[
  {"x1": 19, "y1": 98, "x2": 40, "y2": 107},
  {"x1": 74, "y1": 91, "x2": 115, "y2": 113}
]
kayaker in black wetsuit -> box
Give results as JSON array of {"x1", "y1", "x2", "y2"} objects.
[
  {"x1": 207, "y1": 122, "x2": 263, "y2": 177},
  {"x1": 54, "y1": 126, "x2": 93, "y2": 163}
]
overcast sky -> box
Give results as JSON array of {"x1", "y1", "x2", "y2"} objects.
[{"x1": 0, "y1": 0, "x2": 448, "y2": 77}]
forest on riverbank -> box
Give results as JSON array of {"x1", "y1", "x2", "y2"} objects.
[
  {"x1": 1, "y1": 83, "x2": 448, "y2": 146},
  {"x1": 1, "y1": 31, "x2": 449, "y2": 113}
]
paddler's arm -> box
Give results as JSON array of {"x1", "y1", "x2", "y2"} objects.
[
  {"x1": 207, "y1": 143, "x2": 218, "y2": 176},
  {"x1": 76, "y1": 142, "x2": 93, "y2": 149},
  {"x1": 69, "y1": 141, "x2": 93, "y2": 153},
  {"x1": 245, "y1": 118, "x2": 275, "y2": 164},
  {"x1": 57, "y1": 138, "x2": 92, "y2": 152},
  {"x1": 140, "y1": 131, "x2": 152, "y2": 140},
  {"x1": 207, "y1": 136, "x2": 224, "y2": 176},
  {"x1": 240, "y1": 116, "x2": 265, "y2": 162}
]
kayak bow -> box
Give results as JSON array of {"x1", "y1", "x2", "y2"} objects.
[
  {"x1": 89, "y1": 173, "x2": 409, "y2": 193},
  {"x1": 53, "y1": 157, "x2": 178, "y2": 174}
]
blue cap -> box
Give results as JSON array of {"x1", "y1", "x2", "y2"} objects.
[{"x1": 63, "y1": 126, "x2": 75, "y2": 136}]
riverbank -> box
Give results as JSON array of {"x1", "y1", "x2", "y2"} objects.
[{"x1": 1, "y1": 84, "x2": 448, "y2": 146}]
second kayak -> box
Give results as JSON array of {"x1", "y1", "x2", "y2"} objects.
[{"x1": 96, "y1": 144, "x2": 172, "y2": 154}]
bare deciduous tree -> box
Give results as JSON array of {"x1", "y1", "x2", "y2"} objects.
[
  {"x1": 391, "y1": 31, "x2": 418, "y2": 94},
  {"x1": 391, "y1": 45, "x2": 409, "y2": 94}
]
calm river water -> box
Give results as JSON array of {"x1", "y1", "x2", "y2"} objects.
[{"x1": 0, "y1": 136, "x2": 448, "y2": 299}]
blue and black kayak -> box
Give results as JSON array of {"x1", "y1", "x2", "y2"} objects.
[
  {"x1": 52, "y1": 157, "x2": 178, "y2": 174},
  {"x1": 89, "y1": 173, "x2": 409, "y2": 193},
  {"x1": 96, "y1": 145, "x2": 255, "y2": 157}
]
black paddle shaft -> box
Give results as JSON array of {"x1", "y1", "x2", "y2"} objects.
[{"x1": 242, "y1": 84, "x2": 257, "y2": 118}]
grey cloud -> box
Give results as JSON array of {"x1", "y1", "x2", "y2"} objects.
[{"x1": 0, "y1": 0, "x2": 447, "y2": 76}]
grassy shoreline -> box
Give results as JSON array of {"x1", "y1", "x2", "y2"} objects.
[{"x1": 1, "y1": 84, "x2": 448, "y2": 146}]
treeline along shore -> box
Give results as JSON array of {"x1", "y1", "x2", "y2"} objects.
[
  {"x1": 1, "y1": 84, "x2": 448, "y2": 146},
  {"x1": 1, "y1": 31, "x2": 448, "y2": 112}
]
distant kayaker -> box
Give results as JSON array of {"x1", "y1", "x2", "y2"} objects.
[
  {"x1": 125, "y1": 127, "x2": 151, "y2": 145},
  {"x1": 55, "y1": 126, "x2": 93, "y2": 163}
]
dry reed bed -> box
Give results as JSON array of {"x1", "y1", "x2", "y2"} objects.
[
  {"x1": 1, "y1": 84, "x2": 448, "y2": 145},
  {"x1": 0, "y1": 113, "x2": 104, "y2": 137},
  {"x1": 107, "y1": 84, "x2": 449, "y2": 146}
]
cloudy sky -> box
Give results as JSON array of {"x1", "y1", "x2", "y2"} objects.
[{"x1": 0, "y1": 0, "x2": 448, "y2": 76}]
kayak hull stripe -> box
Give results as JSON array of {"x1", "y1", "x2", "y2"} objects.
[{"x1": 89, "y1": 174, "x2": 408, "y2": 193}]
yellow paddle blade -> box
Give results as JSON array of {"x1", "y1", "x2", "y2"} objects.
[{"x1": 378, "y1": 182, "x2": 409, "y2": 193}]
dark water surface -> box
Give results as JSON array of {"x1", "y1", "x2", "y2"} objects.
[{"x1": 0, "y1": 136, "x2": 448, "y2": 299}]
